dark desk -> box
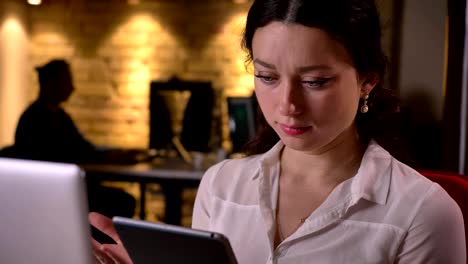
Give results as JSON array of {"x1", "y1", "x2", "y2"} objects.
[{"x1": 81, "y1": 158, "x2": 205, "y2": 225}]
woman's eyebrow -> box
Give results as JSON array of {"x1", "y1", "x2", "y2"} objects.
[
  {"x1": 253, "y1": 59, "x2": 332, "y2": 73},
  {"x1": 253, "y1": 58, "x2": 276, "y2": 70},
  {"x1": 297, "y1": 65, "x2": 332, "y2": 73}
]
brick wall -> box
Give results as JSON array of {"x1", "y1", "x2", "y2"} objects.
[
  {"x1": 27, "y1": 0, "x2": 254, "y2": 150},
  {"x1": 24, "y1": 0, "x2": 394, "y2": 151}
]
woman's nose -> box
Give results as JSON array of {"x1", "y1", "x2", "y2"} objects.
[{"x1": 279, "y1": 81, "x2": 302, "y2": 116}]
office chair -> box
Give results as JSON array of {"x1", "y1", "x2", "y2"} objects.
[{"x1": 420, "y1": 170, "x2": 468, "y2": 257}]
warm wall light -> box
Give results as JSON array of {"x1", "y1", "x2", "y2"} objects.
[
  {"x1": 0, "y1": 16, "x2": 28, "y2": 147},
  {"x1": 233, "y1": 0, "x2": 248, "y2": 4},
  {"x1": 128, "y1": 0, "x2": 140, "y2": 5},
  {"x1": 27, "y1": 0, "x2": 42, "y2": 5}
]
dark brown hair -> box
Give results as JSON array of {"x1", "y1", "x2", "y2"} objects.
[{"x1": 241, "y1": 0, "x2": 402, "y2": 158}]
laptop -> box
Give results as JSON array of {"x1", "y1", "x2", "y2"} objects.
[
  {"x1": 0, "y1": 158, "x2": 93, "y2": 264},
  {"x1": 113, "y1": 216, "x2": 238, "y2": 264}
]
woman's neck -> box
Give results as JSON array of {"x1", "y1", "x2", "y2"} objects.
[{"x1": 280, "y1": 129, "x2": 365, "y2": 188}]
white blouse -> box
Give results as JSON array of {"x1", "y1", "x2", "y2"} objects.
[{"x1": 192, "y1": 141, "x2": 466, "y2": 264}]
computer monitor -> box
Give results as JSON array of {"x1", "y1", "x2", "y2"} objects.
[
  {"x1": 179, "y1": 82, "x2": 214, "y2": 153},
  {"x1": 149, "y1": 82, "x2": 174, "y2": 150},
  {"x1": 149, "y1": 78, "x2": 214, "y2": 153},
  {"x1": 227, "y1": 96, "x2": 257, "y2": 153}
]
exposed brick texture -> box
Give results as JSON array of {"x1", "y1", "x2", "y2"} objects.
[
  {"x1": 24, "y1": 0, "x2": 393, "y2": 150},
  {"x1": 27, "y1": 0, "x2": 254, "y2": 150}
]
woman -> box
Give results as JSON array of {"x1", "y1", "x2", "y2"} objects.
[{"x1": 91, "y1": 0, "x2": 466, "y2": 263}]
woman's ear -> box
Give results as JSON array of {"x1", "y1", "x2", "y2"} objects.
[{"x1": 360, "y1": 73, "x2": 379, "y2": 97}]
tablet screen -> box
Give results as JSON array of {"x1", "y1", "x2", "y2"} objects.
[{"x1": 113, "y1": 217, "x2": 238, "y2": 264}]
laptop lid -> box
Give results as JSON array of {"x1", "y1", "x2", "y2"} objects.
[
  {"x1": 0, "y1": 158, "x2": 93, "y2": 264},
  {"x1": 113, "y1": 216, "x2": 238, "y2": 264}
]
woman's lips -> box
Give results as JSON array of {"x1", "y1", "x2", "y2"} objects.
[{"x1": 279, "y1": 124, "x2": 312, "y2": 136}]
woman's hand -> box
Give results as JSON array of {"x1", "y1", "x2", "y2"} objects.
[{"x1": 89, "y1": 212, "x2": 133, "y2": 264}]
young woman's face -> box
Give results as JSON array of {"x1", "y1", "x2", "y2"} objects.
[{"x1": 252, "y1": 22, "x2": 376, "y2": 153}]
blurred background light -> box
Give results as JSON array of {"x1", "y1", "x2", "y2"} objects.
[
  {"x1": 27, "y1": 0, "x2": 42, "y2": 6},
  {"x1": 128, "y1": 0, "x2": 140, "y2": 5}
]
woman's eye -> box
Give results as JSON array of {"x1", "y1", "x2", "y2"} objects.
[
  {"x1": 254, "y1": 74, "x2": 277, "y2": 84},
  {"x1": 302, "y1": 78, "x2": 331, "y2": 88}
]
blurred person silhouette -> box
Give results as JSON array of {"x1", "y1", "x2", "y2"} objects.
[{"x1": 13, "y1": 59, "x2": 135, "y2": 218}]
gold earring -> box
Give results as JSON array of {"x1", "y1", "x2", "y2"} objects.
[{"x1": 360, "y1": 94, "x2": 369, "y2": 113}]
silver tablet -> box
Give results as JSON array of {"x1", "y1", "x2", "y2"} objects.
[{"x1": 113, "y1": 216, "x2": 238, "y2": 264}]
